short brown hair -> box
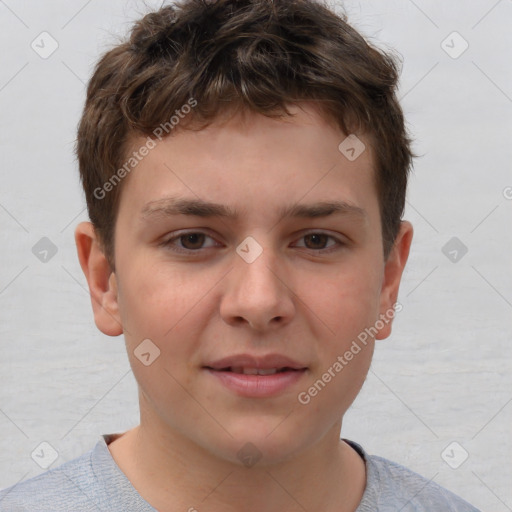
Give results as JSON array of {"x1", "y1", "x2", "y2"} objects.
[{"x1": 76, "y1": 0, "x2": 414, "y2": 269}]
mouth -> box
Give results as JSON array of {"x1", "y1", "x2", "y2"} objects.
[
  {"x1": 202, "y1": 353, "x2": 308, "y2": 397},
  {"x1": 203, "y1": 365, "x2": 307, "y2": 398},
  {"x1": 204, "y1": 366, "x2": 305, "y2": 376}
]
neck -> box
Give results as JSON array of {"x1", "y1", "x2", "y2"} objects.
[{"x1": 108, "y1": 415, "x2": 365, "y2": 512}]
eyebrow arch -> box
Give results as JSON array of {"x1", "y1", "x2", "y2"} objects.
[{"x1": 140, "y1": 196, "x2": 367, "y2": 221}]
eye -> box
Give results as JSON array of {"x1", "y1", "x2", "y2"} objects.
[
  {"x1": 293, "y1": 232, "x2": 344, "y2": 253},
  {"x1": 161, "y1": 231, "x2": 220, "y2": 253},
  {"x1": 161, "y1": 230, "x2": 345, "y2": 255}
]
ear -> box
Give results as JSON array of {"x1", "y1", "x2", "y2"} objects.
[
  {"x1": 74, "y1": 221, "x2": 123, "y2": 336},
  {"x1": 375, "y1": 220, "x2": 413, "y2": 340}
]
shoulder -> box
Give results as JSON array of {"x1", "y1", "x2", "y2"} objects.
[
  {"x1": 362, "y1": 453, "x2": 480, "y2": 511},
  {"x1": 344, "y1": 440, "x2": 481, "y2": 512},
  {"x1": 0, "y1": 448, "x2": 98, "y2": 512}
]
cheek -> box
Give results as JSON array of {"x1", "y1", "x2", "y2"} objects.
[
  {"x1": 296, "y1": 259, "x2": 382, "y2": 342},
  {"x1": 118, "y1": 262, "x2": 208, "y2": 339},
  {"x1": 301, "y1": 329, "x2": 375, "y2": 421},
  {"x1": 293, "y1": 258, "x2": 380, "y2": 410},
  {"x1": 119, "y1": 267, "x2": 206, "y2": 414}
]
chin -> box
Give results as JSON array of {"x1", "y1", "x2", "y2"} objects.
[{"x1": 204, "y1": 419, "x2": 311, "y2": 467}]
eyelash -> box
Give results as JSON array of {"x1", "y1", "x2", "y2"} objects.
[{"x1": 161, "y1": 230, "x2": 346, "y2": 255}]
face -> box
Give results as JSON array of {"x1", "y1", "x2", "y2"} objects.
[{"x1": 78, "y1": 103, "x2": 412, "y2": 466}]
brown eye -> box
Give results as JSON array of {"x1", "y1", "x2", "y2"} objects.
[
  {"x1": 295, "y1": 232, "x2": 343, "y2": 253},
  {"x1": 179, "y1": 233, "x2": 206, "y2": 250},
  {"x1": 303, "y1": 233, "x2": 330, "y2": 250},
  {"x1": 162, "y1": 231, "x2": 219, "y2": 253},
  {"x1": 161, "y1": 230, "x2": 344, "y2": 256}
]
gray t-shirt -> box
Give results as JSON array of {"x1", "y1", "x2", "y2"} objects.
[{"x1": 0, "y1": 434, "x2": 480, "y2": 511}]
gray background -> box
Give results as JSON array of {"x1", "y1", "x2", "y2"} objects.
[{"x1": 0, "y1": 0, "x2": 511, "y2": 509}]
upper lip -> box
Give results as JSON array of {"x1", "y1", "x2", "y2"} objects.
[{"x1": 204, "y1": 353, "x2": 307, "y2": 371}]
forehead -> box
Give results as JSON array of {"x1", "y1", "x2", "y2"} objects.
[{"x1": 117, "y1": 103, "x2": 378, "y2": 226}]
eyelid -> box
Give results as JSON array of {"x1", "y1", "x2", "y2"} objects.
[
  {"x1": 295, "y1": 230, "x2": 346, "y2": 250},
  {"x1": 161, "y1": 229, "x2": 347, "y2": 254},
  {"x1": 161, "y1": 229, "x2": 221, "y2": 252}
]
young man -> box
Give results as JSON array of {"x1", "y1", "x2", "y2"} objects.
[{"x1": 0, "y1": 0, "x2": 480, "y2": 510}]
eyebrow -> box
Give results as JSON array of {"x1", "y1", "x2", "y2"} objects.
[{"x1": 140, "y1": 196, "x2": 367, "y2": 221}]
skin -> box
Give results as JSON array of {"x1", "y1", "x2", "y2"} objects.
[{"x1": 75, "y1": 102, "x2": 413, "y2": 512}]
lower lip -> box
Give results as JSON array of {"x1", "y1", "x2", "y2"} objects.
[{"x1": 204, "y1": 368, "x2": 307, "y2": 398}]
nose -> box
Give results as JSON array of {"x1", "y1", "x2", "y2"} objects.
[{"x1": 219, "y1": 243, "x2": 295, "y2": 331}]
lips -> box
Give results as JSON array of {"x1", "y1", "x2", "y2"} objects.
[
  {"x1": 203, "y1": 353, "x2": 307, "y2": 373},
  {"x1": 224, "y1": 367, "x2": 296, "y2": 375},
  {"x1": 203, "y1": 354, "x2": 308, "y2": 398}
]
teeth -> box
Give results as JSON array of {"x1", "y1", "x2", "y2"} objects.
[
  {"x1": 255, "y1": 368, "x2": 278, "y2": 375},
  {"x1": 230, "y1": 367, "x2": 279, "y2": 375}
]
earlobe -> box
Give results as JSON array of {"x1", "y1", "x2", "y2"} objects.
[
  {"x1": 74, "y1": 221, "x2": 123, "y2": 337},
  {"x1": 375, "y1": 221, "x2": 413, "y2": 340}
]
